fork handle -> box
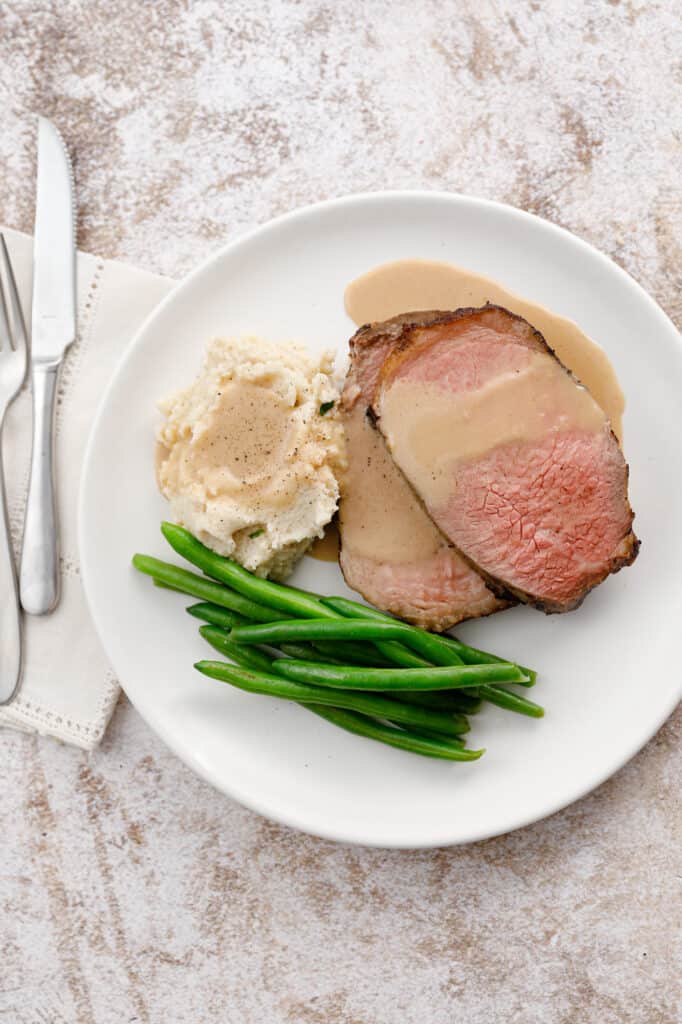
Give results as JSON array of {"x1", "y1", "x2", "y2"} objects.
[
  {"x1": 0, "y1": 417, "x2": 22, "y2": 702},
  {"x1": 20, "y1": 361, "x2": 60, "y2": 615}
]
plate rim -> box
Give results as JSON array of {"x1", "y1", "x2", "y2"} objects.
[{"x1": 78, "y1": 189, "x2": 682, "y2": 848}]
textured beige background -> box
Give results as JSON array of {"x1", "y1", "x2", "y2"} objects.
[{"x1": 1, "y1": 2, "x2": 681, "y2": 1022}]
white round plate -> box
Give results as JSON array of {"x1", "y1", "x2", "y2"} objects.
[{"x1": 80, "y1": 192, "x2": 681, "y2": 848}]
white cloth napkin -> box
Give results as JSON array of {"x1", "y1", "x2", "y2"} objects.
[{"x1": 0, "y1": 228, "x2": 173, "y2": 749}]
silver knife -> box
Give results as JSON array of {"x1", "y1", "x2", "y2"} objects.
[{"x1": 19, "y1": 117, "x2": 76, "y2": 615}]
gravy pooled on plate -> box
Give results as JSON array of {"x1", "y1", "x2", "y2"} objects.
[{"x1": 345, "y1": 258, "x2": 624, "y2": 440}]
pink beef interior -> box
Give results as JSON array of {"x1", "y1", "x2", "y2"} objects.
[
  {"x1": 340, "y1": 537, "x2": 505, "y2": 631},
  {"x1": 374, "y1": 306, "x2": 638, "y2": 612},
  {"x1": 446, "y1": 430, "x2": 634, "y2": 608}
]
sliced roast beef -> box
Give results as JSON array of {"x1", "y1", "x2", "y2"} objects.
[
  {"x1": 338, "y1": 312, "x2": 507, "y2": 631},
  {"x1": 372, "y1": 305, "x2": 639, "y2": 613}
]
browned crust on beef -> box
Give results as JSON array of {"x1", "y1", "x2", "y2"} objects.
[
  {"x1": 342, "y1": 311, "x2": 454, "y2": 410},
  {"x1": 376, "y1": 304, "x2": 551, "y2": 380},
  {"x1": 369, "y1": 304, "x2": 640, "y2": 614}
]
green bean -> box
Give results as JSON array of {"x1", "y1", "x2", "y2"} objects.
[
  {"x1": 398, "y1": 691, "x2": 483, "y2": 714},
  {"x1": 478, "y1": 685, "x2": 544, "y2": 718},
  {"x1": 410, "y1": 680, "x2": 543, "y2": 717},
  {"x1": 402, "y1": 678, "x2": 542, "y2": 718},
  {"x1": 371, "y1": 642, "x2": 433, "y2": 668},
  {"x1": 321, "y1": 595, "x2": 397, "y2": 623},
  {"x1": 403, "y1": 708, "x2": 470, "y2": 734},
  {"x1": 322, "y1": 596, "x2": 539, "y2": 685},
  {"x1": 280, "y1": 642, "x2": 400, "y2": 668},
  {"x1": 400, "y1": 707, "x2": 469, "y2": 734},
  {"x1": 161, "y1": 524, "x2": 429, "y2": 669},
  {"x1": 412, "y1": 728, "x2": 467, "y2": 747},
  {"x1": 230, "y1": 619, "x2": 514, "y2": 672},
  {"x1": 194, "y1": 661, "x2": 475, "y2": 742},
  {"x1": 199, "y1": 632, "x2": 319, "y2": 670},
  {"x1": 278, "y1": 642, "x2": 344, "y2": 664},
  {"x1": 231, "y1": 618, "x2": 400, "y2": 646},
  {"x1": 142, "y1": 544, "x2": 436, "y2": 671},
  {"x1": 320, "y1": 599, "x2": 433, "y2": 663},
  {"x1": 437, "y1": 633, "x2": 537, "y2": 686},
  {"x1": 281, "y1": 657, "x2": 467, "y2": 731},
  {"x1": 320, "y1": 596, "x2": 457, "y2": 667},
  {"x1": 164, "y1": 524, "x2": 462, "y2": 672},
  {"x1": 272, "y1": 658, "x2": 527, "y2": 691},
  {"x1": 311, "y1": 639, "x2": 392, "y2": 667},
  {"x1": 196, "y1": 637, "x2": 468, "y2": 731},
  {"x1": 199, "y1": 626, "x2": 275, "y2": 674},
  {"x1": 305, "y1": 705, "x2": 483, "y2": 761},
  {"x1": 187, "y1": 602, "x2": 250, "y2": 630},
  {"x1": 188, "y1": 602, "x2": 348, "y2": 667},
  {"x1": 153, "y1": 527, "x2": 541, "y2": 717},
  {"x1": 161, "y1": 522, "x2": 336, "y2": 620},
  {"x1": 133, "y1": 555, "x2": 289, "y2": 623}
]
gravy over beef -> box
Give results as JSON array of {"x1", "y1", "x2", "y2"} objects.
[
  {"x1": 372, "y1": 306, "x2": 638, "y2": 612},
  {"x1": 337, "y1": 312, "x2": 506, "y2": 630},
  {"x1": 345, "y1": 258, "x2": 624, "y2": 440}
]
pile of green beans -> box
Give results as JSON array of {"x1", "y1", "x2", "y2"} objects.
[{"x1": 132, "y1": 522, "x2": 544, "y2": 761}]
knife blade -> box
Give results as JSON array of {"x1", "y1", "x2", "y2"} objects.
[{"x1": 19, "y1": 116, "x2": 77, "y2": 615}]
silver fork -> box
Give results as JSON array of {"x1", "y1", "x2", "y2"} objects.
[{"x1": 0, "y1": 235, "x2": 28, "y2": 704}]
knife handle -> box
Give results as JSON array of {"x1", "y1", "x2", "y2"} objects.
[
  {"x1": 20, "y1": 361, "x2": 60, "y2": 615},
  {"x1": 0, "y1": 423, "x2": 22, "y2": 702}
]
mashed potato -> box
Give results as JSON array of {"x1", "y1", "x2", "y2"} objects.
[{"x1": 156, "y1": 336, "x2": 345, "y2": 579}]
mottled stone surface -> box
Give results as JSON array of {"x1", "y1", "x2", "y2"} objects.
[{"x1": 1, "y1": 2, "x2": 680, "y2": 1021}]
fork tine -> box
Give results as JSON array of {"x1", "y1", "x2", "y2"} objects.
[
  {"x1": 0, "y1": 246, "x2": 10, "y2": 352},
  {"x1": 0, "y1": 235, "x2": 28, "y2": 354}
]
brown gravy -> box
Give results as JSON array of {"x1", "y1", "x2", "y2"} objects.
[
  {"x1": 159, "y1": 381, "x2": 302, "y2": 510},
  {"x1": 191, "y1": 382, "x2": 293, "y2": 482},
  {"x1": 308, "y1": 520, "x2": 341, "y2": 561},
  {"x1": 345, "y1": 258, "x2": 624, "y2": 440},
  {"x1": 310, "y1": 258, "x2": 625, "y2": 567},
  {"x1": 336, "y1": 404, "x2": 446, "y2": 564}
]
